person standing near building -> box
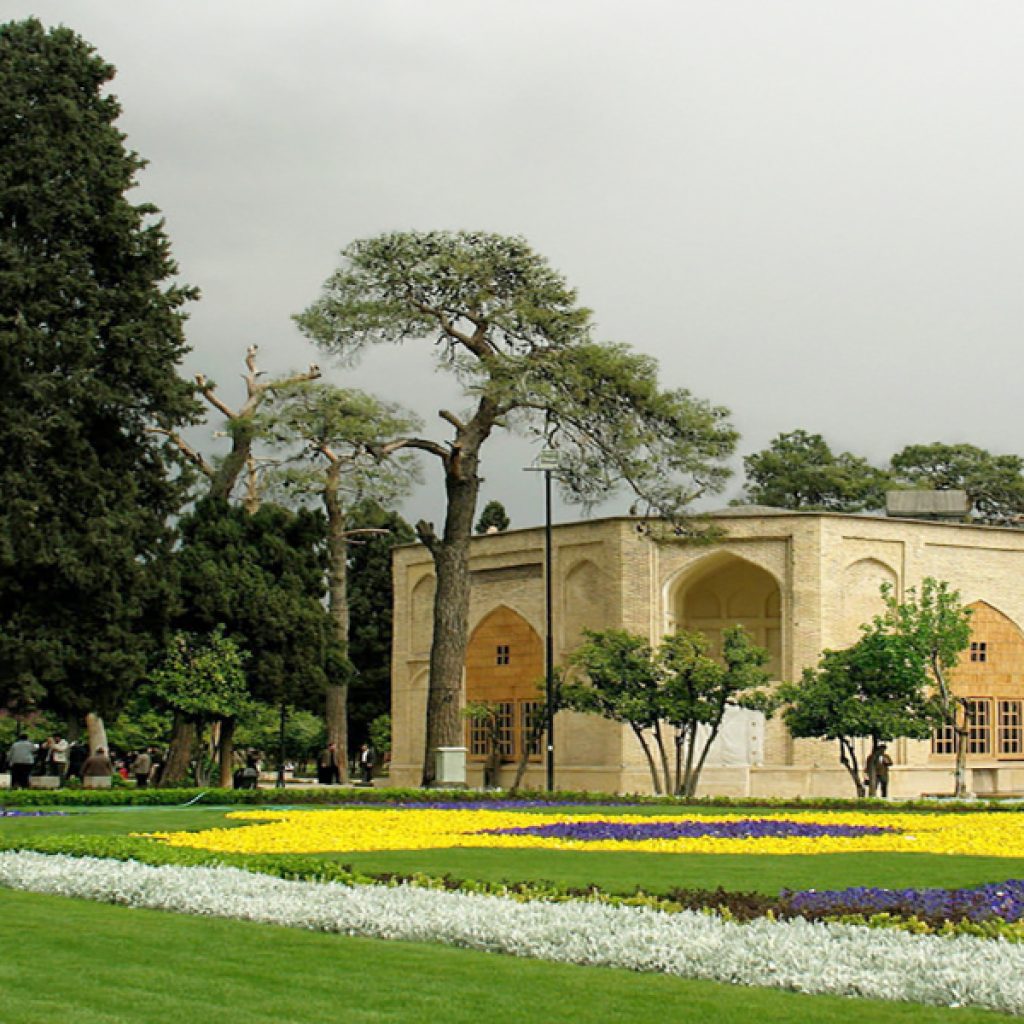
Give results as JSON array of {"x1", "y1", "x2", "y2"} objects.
[
  {"x1": 359, "y1": 743, "x2": 375, "y2": 785},
  {"x1": 867, "y1": 743, "x2": 893, "y2": 798},
  {"x1": 47, "y1": 734, "x2": 69, "y2": 780},
  {"x1": 7, "y1": 734, "x2": 36, "y2": 789},
  {"x1": 130, "y1": 748, "x2": 152, "y2": 788}
]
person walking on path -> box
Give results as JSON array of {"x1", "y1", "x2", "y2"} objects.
[
  {"x1": 7, "y1": 734, "x2": 36, "y2": 789},
  {"x1": 131, "y1": 749, "x2": 152, "y2": 788},
  {"x1": 358, "y1": 743, "x2": 375, "y2": 785}
]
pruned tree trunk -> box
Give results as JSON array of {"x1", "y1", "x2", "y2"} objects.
[
  {"x1": 161, "y1": 713, "x2": 197, "y2": 786},
  {"x1": 217, "y1": 716, "x2": 236, "y2": 788},
  {"x1": 324, "y1": 461, "x2": 351, "y2": 783},
  {"x1": 84, "y1": 712, "x2": 107, "y2": 754}
]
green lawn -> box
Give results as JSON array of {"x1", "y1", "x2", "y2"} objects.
[{"x1": 0, "y1": 888, "x2": 1017, "y2": 1024}]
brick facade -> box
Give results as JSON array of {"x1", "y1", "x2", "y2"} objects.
[{"x1": 391, "y1": 509, "x2": 1024, "y2": 796}]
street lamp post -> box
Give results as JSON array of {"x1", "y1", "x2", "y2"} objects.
[
  {"x1": 276, "y1": 702, "x2": 287, "y2": 789},
  {"x1": 526, "y1": 449, "x2": 559, "y2": 791}
]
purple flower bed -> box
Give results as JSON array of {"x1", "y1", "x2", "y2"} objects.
[
  {"x1": 476, "y1": 818, "x2": 898, "y2": 842},
  {"x1": 0, "y1": 808, "x2": 66, "y2": 818},
  {"x1": 334, "y1": 800, "x2": 629, "y2": 811},
  {"x1": 781, "y1": 880, "x2": 1024, "y2": 923}
]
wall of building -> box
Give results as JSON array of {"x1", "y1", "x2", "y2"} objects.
[{"x1": 391, "y1": 512, "x2": 1024, "y2": 796}]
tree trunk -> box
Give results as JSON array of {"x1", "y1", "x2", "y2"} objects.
[
  {"x1": 509, "y1": 713, "x2": 546, "y2": 796},
  {"x1": 631, "y1": 724, "x2": 663, "y2": 794},
  {"x1": 161, "y1": 713, "x2": 197, "y2": 786},
  {"x1": 953, "y1": 698, "x2": 970, "y2": 798},
  {"x1": 419, "y1": 455, "x2": 483, "y2": 786},
  {"x1": 652, "y1": 721, "x2": 673, "y2": 797},
  {"x1": 218, "y1": 716, "x2": 236, "y2": 788},
  {"x1": 687, "y1": 721, "x2": 722, "y2": 799},
  {"x1": 837, "y1": 736, "x2": 865, "y2": 798},
  {"x1": 84, "y1": 712, "x2": 107, "y2": 754},
  {"x1": 209, "y1": 423, "x2": 254, "y2": 504},
  {"x1": 324, "y1": 462, "x2": 351, "y2": 783}
]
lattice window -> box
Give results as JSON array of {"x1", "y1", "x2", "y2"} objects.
[
  {"x1": 495, "y1": 644, "x2": 510, "y2": 666},
  {"x1": 999, "y1": 700, "x2": 1024, "y2": 756},
  {"x1": 468, "y1": 701, "x2": 515, "y2": 758},
  {"x1": 520, "y1": 700, "x2": 543, "y2": 758},
  {"x1": 932, "y1": 724, "x2": 956, "y2": 756},
  {"x1": 967, "y1": 698, "x2": 992, "y2": 755},
  {"x1": 970, "y1": 641, "x2": 988, "y2": 663}
]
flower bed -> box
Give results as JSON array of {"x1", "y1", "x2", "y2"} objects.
[
  {"x1": 2, "y1": 851, "x2": 1022, "y2": 1015},
  {"x1": 142, "y1": 807, "x2": 1024, "y2": 857}
]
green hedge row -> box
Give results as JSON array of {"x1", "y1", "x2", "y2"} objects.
[{"x1": 0, "y1": 784, "x2": 1018, "y2": 812}]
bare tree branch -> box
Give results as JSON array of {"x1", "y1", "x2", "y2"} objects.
[{"x1": 147, "y1": 426, "x2": 215, "y2": 478}]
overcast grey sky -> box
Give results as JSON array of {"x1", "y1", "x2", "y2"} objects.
[{"x1": 6, "y1": 1, "x2": 1024, "y2": 528}]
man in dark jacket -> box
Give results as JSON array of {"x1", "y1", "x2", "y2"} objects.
[{"x1": 7, "y1": 735, "x2": 36, "y2": 789}]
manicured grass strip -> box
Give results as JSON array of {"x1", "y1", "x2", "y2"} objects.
[
  {"x1": 0, "y1": 888, "x2": 1017, "y2": 1024},
  {"x1": 335, "y1": 847, "x2": 1024, "y2": 896},
  {"x1": 5, "y1": 852, "x2": 1024, "y2": 1015}
]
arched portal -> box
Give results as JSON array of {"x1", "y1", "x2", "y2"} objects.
[
  {"x1": 465, "y1": 606, "x2": 544, "y2": 764},
  {"x1": 671, "y1": 555, "x2": 782, "y2": 678},
  {"x1": 938, "y1": 602, "x2": 1024, "y2": 762}
]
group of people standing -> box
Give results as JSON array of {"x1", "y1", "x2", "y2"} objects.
[
  {"x1": 3, "y1": 734, "x2": 163, "y2": 789},
  {"x1": 317, "y1": 742, "x2": 376, "y2": 785}
]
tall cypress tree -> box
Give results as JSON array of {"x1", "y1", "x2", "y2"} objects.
[{"x1": 0, "y1": 20, "x2": 198, "y2": 724}]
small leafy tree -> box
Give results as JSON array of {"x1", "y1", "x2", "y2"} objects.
[
  {"x1": 779, "y1": 630, "x2": 939, "y2": 798},
  {"x1": 150, "y1": 627, "x2": 249, "y2": 785},
  {"x1": 660, "y1": 627, "x2": 774, "y2": 797},
  {"x1": 475, "y1": 500, "x2": 511, "y2": 534},
  {"x1": 563, "y1": 630, "x2": 665, "y2": 792},
  {"x1": 565, "y1": 627, "x2": 772, "y2": 796},
  {"x1": 874, "y1": 578, "x2": 972, "y2": 796}
]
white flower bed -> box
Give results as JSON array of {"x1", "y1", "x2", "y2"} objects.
[{"x1": 2, "y1": 851, "x2": 1022, "y2": 1014}]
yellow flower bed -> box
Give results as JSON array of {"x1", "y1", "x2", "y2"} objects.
[{"x1": 140, "y1": 809, "x2": 1024, "y2": 857}]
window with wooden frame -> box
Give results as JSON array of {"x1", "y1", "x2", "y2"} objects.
[
  {"x1": 967, "y1": 698, "x2": 993, "y2": 755},
  {"x1": 520, "y1": 700, "x2": 543, "y2": 758},
  {"x1": 932, "y1": 724, "x2": 956, "y2": 756},
  {"x1": 465, "y1": 699, "x2": 540, "y2": 762},
  {"x1": 495, "y1": 644, "x2": 510, "y2": 666},
  {"x1": 970, "y1": 641, "x2": 989, "y2": 663},
  {"x1": 998, "y1": 699, "x2": 1024, "y2": 757},
  {"x1": 468, "y1": 701, "x2": 514, "y2": 758}
]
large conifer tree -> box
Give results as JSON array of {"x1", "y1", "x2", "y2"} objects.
[{"x1": 0, "y1": 20, "x2": 198, "y2": 724}]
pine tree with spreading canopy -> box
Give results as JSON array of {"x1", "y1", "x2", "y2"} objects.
[
  {"x1": 297, "y1": 231, "x2": 737, "y2": 784},
  {"x1": 0, "y1": 19, "x2": 198, "y2": 730}
]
